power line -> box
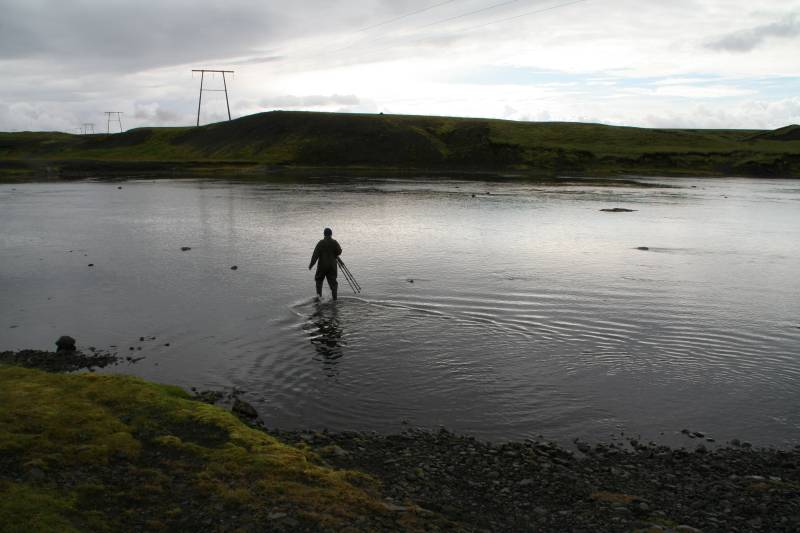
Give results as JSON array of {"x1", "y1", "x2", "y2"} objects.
[
  {"x1": 332, "y1": 0, "x2": 522, "y2": 54},
  {"x1": 460, "y1": 0, "x2": 591, "y2": 32},
  {"x1": 356, "y1": 0, "x2": 463, "y2": 33},
  {"x1": 416, "y1": 0, "x2": 521, "y2": 30},
  {"x1": 329, "y1": 0, "x2": 593, "y2": 61}
]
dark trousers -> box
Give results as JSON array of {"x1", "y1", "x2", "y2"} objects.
[{"x1": 315, "y1": 269, "x2": 338, "y2": 299}]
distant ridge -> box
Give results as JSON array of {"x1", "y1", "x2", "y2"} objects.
[
  {"x1": 745, "y1": 125, "x2": 800, "y2": 142},
  {"x1": 1, "y1": 111, "x2": 800, "y2": 179}
]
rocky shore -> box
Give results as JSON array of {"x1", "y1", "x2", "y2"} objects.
[
  {"x1": 1, "y1": 347, "x2": 798, "y2": 532},
  {"x1": 269, "y1": 427, "x2": 800, "y2": 532}
]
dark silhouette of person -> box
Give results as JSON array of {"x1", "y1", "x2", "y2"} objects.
[{"x1": 308, "y1": 227, "x2": 342, "y2": 300}]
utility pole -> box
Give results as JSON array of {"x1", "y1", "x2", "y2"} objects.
[
  {"x1": 104, "y1": 112, "x2": 123, "y2": 134},
  {"x1": 81, "y1": 123, "x2": 95, "y2": 134},
  {"x1": 191, "y1": 69, "x2": 234, "y2": 126}
]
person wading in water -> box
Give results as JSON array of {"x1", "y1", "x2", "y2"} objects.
[{"x1": 308, "y1": 227, "x2": 342, "y2": 300}]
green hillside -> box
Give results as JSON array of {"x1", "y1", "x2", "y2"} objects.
[{"x1": 2, "y1": 111, "x2": 799, "y2": 179}]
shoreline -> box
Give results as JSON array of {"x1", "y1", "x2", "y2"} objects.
[
  {"x1": 2, "y1": 159, "x2": 798, "y2": 183},
  {"x1": 2, "y1": 348, "x2": 798, "y2": 531}
]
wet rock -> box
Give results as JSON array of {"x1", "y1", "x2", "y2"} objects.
[
  {"x1": 636, "y1": 246, "x2": 650, "y2": 250},
  {"x1": 576, "y1": 442, "x2": 592, "y2": 453},
  {"x1": 600, "y1": 207, "x2": 636, "y2": 212},
  {"x1": 55, "y1": 336, "x2": 76, "y2": 352},
  {"x1": 193, "y1": 390, "x2": 224, "y2": 404},
  {"x1": 232, "y1": 398, "x2": 258, "y2": 419},
  {"x1": 87, "y1": 263, "x2": 94, "y2": 267},
  {"x1": 1, "y1": 348, "x2": 119, "y2": 372},
  {"x1": 230, "y1": 265, "x2": 238, "y2": 270},
  {"x1": 180, "y1": 246, "x2": 191, "y2": 251}
]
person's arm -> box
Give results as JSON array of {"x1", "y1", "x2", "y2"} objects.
[
  {"x1": 335, "y1": 240, "x2": 342, "y2": 257},
  {"x1": 309, "y1": 243, "x2": 320, "y2": 270}
]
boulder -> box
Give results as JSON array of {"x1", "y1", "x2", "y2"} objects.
[
  {"x1": 55, "y1": 336, "x2": 76, "y2": 352},
  {"x1": 232, "y1": 398, "x2": 258, "y2": 419}
]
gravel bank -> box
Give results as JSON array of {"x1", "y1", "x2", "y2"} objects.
[{"x1": 269, "y1": 427, "x2": 800, "y2": 532}]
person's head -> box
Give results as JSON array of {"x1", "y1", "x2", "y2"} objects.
[{"x1": 323, "y1": 227, "x2": 332, "y2": 237}]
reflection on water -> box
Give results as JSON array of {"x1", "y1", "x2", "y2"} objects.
[
  {"x1": 1, "y1": 177, "x2": 800, "y2": 447},
  {"x1": 303, "y1": 301, "x2": 345, "y2": 377}
]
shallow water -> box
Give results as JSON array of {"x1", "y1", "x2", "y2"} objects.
[{"x1": 1, "y1": 177, "x2": 799, "y2": 447}]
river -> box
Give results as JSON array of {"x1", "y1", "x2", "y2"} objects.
[{"x1": 1, "y1": 177, "x2": 799, "y2": 447}]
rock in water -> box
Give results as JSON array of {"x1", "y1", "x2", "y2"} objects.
[
  {"x1": 600, "y1": 208, "x2": 636, "y2": 212},
  {"x1": 55, "y1": 336, "x2": 76, "y2": 352},
  {"x1": 230, "y1": 265, "x2": 238, "y2": 270},
  {"x1": 180, "y1": 246, "x2": 191, "y2": 251},
  {"x1": 637, "y1": 246, "x2": 650, "y2": 251},
  {"x1": 232, "y1": 398, "x2": 258, "y2": 419}
]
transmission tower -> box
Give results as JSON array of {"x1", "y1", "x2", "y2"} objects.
[
  {"x1": 104, "y1": 112, "x2": 123, "y2": 134},
  {"x1": 81, "y1": 123, "x2": 95, "y2": 134},
  {"x1": 192, "y1": 69, "x2": 234, "y2": 126}
]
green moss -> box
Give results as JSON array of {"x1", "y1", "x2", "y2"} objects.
[{"x1": 0, "y1": 365, "x2": 429, "y2": 530}]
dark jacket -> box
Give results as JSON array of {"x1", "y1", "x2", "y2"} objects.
[{"x1": 309, "y1": 237, "x2": 342, "y2": 273}]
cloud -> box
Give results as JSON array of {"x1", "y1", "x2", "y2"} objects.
[
  {"x1": 641, "y1": 97, "x2": 800, "y2": 129},
  {"x1": 258, "y1": 94, "x2": 361, "y2": 108},
  {"x1": 133, "y1": 102, "x2": 180, "y2": 124},
  {"x1": 705, "y1": 13, "x2": 800, "y2": 52},
  {"x1": 0, "y1": 0, "x2": 345, "y2": 73}
]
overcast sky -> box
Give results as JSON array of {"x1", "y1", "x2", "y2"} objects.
[{"x1": 1, "y1": 0, "x2": 799, "y2": 132}]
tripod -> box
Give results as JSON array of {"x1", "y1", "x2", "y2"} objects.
[{"x1": 337, "y1": 258, "x2": 361, "y2": 294}]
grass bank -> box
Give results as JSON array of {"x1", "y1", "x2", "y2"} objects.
[
  {"x1": 0, "y1": 365, "x2": 440, "y2": 532},
  {"x1": 2, "y1": 111, "x2": 799, "y2": 180}
]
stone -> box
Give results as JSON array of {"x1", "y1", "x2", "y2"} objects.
[
  {"x1": 636, "y1": 246, "x2": 650, "y2": 251},
  {"x1": 517, "y1": 478, "x2": 534, "y2": 487},
  {"x1": 600, "y1": 207, "x2": 636, "y2": 212},
  {"x1": 230, "y1": 265, "x2": 238, "y2": 270},
  {"x1": 329, "y1": 445, "x2": 349, "y2": 458},
  {"x1": 180, "y1": 247, "x2": 191, "y2": 251},
  {"x1": 232, "y1": 398, "x2": 258, "y2": 419},
  {"x1": 55, "y1": 336, "x2": 76, "y2": 352},
  {"x1": 383, "y1": 502, "x2": 409, "y2": 512}
]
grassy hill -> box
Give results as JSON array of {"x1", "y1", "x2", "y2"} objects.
[{"x1": 2, "y1": 111, "x2": 800, "y2": 179}]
